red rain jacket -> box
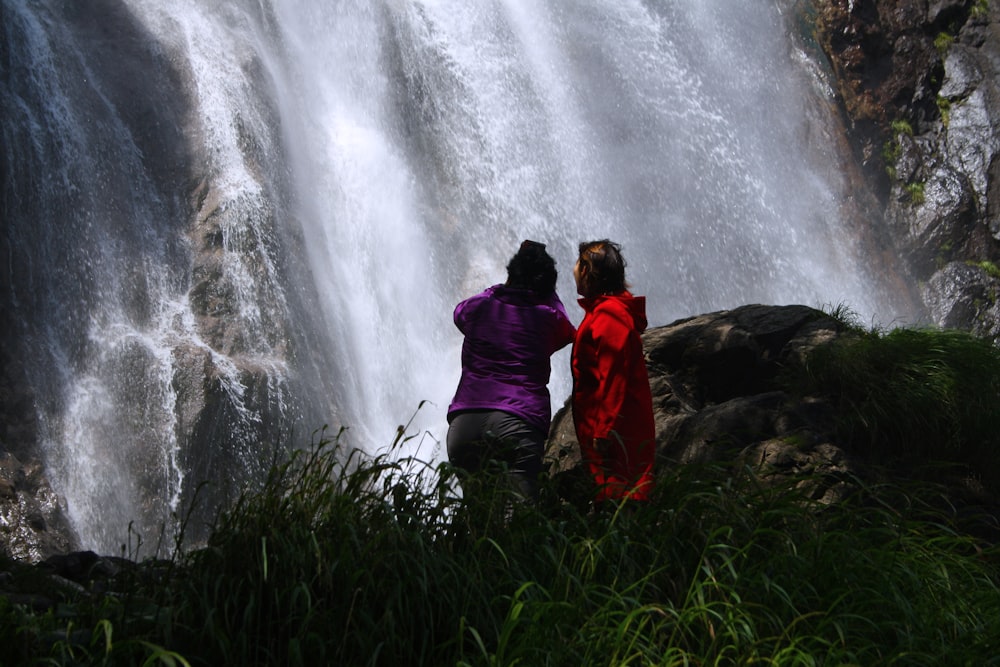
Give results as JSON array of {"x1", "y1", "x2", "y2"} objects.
[{"x1": 571, "y1": 291, "x2": 656, "y2": 501}]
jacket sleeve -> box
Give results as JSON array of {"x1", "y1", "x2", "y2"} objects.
[
  {"x1": 453, "y1": 289, "x2": 490, "y2": 334},
  {"x1": 548, "y1": 294, "x2": 577, "y2": 352}
]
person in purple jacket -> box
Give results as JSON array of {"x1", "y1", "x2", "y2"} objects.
[{"x1": 447, "y1": 240, "x2": 576, "y2": 503}]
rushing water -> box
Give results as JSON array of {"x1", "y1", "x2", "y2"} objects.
[{"x1": 2, "y1": 0, "x2": 908, "y2": 552}]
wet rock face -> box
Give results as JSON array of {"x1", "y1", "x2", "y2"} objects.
[
  {"x1": 0, "y1": 453, "x2": 73, "y2": 562},
  {"x1": 814, "y1": 0, "x2": 948, "y2": 143},
  {"x1": 922, "y1": 260, "x2": 1000, "y2": 340},
  {"x1": 814, "y1": 0, "x2": 1000, "y2": 338}
]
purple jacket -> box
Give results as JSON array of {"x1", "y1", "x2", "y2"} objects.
[{"x1": 448, "y1": 284, "x2": 576, "y2": 434}]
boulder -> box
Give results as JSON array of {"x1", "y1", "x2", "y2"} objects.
[{"x1": 547, "y1": 304, "x2": 856, "y2": 504}]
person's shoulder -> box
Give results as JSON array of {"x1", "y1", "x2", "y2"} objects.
[
  {"x1": 537, "y1": 291, "x2": 570, "y2": 312},
  {"x1": 602, "y1": 292, "x2": 645, "y2": 310},
  {"x1": 460, "y1": 284, "x2": 503, "y2": 304},
  {"x1": 455, "y1": 286, "x2": 503, "y2": 321}
]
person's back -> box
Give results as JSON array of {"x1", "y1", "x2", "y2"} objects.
[
  {"x1": 450, "y1": 284, "x2": 570, "y2": 432},
  {"x1": 571, "y1": 239, "x2": 656, "y2": 502},
  {"x1": 447, "y1": 241, "x2": 575, "y2": 502}
]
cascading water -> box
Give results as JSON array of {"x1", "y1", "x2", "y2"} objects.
[{"x1": 2, "y1": 0, "x2": 910, "y2": 554}]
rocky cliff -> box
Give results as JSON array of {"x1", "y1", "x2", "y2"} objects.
[{"x1": 813, "y1": 0, "x2": 1000, "y2": 339}]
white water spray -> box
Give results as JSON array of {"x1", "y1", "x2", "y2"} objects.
[{"x1": 2, "y1": 0, "x2": 908, "y2": 553}]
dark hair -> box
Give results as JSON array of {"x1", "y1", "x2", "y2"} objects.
[
  {"x1": 506, "y1": 240, "x2": 558, "y2": 293},
  {"x1": 577, "y1": 239, "x2": 627, "y2": 295}
]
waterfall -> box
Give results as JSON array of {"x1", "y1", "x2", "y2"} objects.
[{"x1": 1, "y1": 0, "x2": 909, "y2": 553}]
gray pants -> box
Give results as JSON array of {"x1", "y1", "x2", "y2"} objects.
[{"x1": 446, "y1": 409, "x2": 545, "y2": 502}]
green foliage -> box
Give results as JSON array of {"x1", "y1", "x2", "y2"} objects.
[
  {"x1": 935, "y1": 31, "x2": 955, "y2": 56},
  {"x1": 938, "y1": 95, "x2": 952, "y2": 126},
  {"x1": 906, "y1": 180, "x2": 926, "y2": 205},
  {"x1": 891, "y1": 118, "x2": 914, "y2": 136},
  {"x1": 788, "y1": 326, "x2": 1000, "y2": 485},
  {"x1": 881, "y1": 120, "x2": 915, "y2": 179},
  {"x1": 819, "y1": 302, "x2": 865, "y2": 330},
  {"x1": 4, "y1": 411, "x2": 1000, "y2": 665},
  {"x1": 969, "y1": 259, "x2": 1000, "y2": 280},
  {"x1": 972, "y1": 0, "x2": 990, "y2": 19}
]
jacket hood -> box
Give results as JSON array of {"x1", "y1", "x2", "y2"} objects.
[{"x1": 579, "y1": 291, "x2": 648, "y2": 333}]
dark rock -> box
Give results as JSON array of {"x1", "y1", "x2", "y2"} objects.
[
  {"x1": 640, "y1": 304, "x2": 843, "y2": 410},
  {"x1": 547, "y1": 304, "x2": 853, "y2": 500},
  {"x1": 40, "y1": 550, "x2": 105, "y2": 580},
  {"x1": 929, "y1": 0, "x2": 972, "y2": 24},
  {"x1": 0, "y1": 451, "x2": 74, "y2": 562},
  {"x1": 922, "y1": 261, "x2": 1000, "y2": 341},
  {"x1": 888, "y1": 153, "x2": 978, "y2": 274}
]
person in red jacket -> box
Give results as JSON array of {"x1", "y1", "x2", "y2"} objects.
[{"x1": 571, "y1": 239, "x2": 656, "y2": 503}]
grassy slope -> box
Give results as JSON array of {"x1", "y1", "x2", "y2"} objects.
[{"x1": 3, "y1": 325, "x2": 1000, "y2": 666}]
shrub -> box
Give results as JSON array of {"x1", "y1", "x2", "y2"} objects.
[{"x1": 789, "y1": 325, "x2": 1000, "y2": 488}]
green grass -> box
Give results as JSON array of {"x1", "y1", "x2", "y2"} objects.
[
  {"x1": 5, "y1": 324, "x2": 1000, "y2": 665},
  {"x1": 3, "y1": 433, "x2": 999, "y2": 665},
  {"x1": 787, "y1": 324, "x2": 1000, "y2": 488}
]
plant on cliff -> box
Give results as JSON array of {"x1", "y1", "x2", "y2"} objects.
[
  {"x1": 881, "y1": 119, "x2": 916, "y2": 180},
  {"x1": 937, "y1": 95, "x2": 952, "y2": 126},
  {"x1": 890, "y1": 119, "x2": 914, "y2": 136},
  {"x1": 905, "y1": 180, "x2": 926, "y2": 204},
  {"x1": 970, "y1": 259, "x2": 1000, "y2": 280},
  {"x1": 934, "y1": 31, "x2": 955, "y2": 56}
]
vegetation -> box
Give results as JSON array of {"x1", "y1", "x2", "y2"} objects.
[
  {"x1": 934, "y1": 31, "x2": 955, "y2": 56},
  {"x1": 937, "y1": 95, "x2": 952, "y2": 127},
  {"x1": 970, "y1": 259, "x2": 1000, "y2": 280},
  {"x1": 3, "y1": 324, "x2": 1000, "y2": 665},
  {"x1": 890, "y1": 119, "x2": 914, "y2": 137},
  {"x1": 790, "y1": 320, "x2": 1000, "y2": 487},
  {"x1": 2, "y1": 455, "x2": 999, "y2": 664},
  {"x1": 880, "y1": 121, "x2": 913, "y2": 180},
  {"x1": 904, "y1": 181, "x2": 926, "y2": 204}
]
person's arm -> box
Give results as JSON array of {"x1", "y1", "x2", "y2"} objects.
[
  {"x1": 453, "y1": 288, "x2": 493, "y2": 334},
  {"x1": 547, "y1": 293, "x2": 577, "y2": 351}
]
